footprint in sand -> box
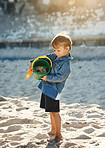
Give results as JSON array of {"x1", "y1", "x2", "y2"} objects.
[
  {"x1": 0, "y1": 118, "x2": 33, "y2": 127},
  {"x1": 7, "y1": 135, "x2": 24, "y2": 141},
  {"x1": 87, "y1": 114, "x2": 102, "y2": 118},
  {"x1": 83, "y1": 127, "x2": 95, "y2": 134},
  {"x1": 73, "y1": 134, "x2": 91, "y2": 139},
  {"x1": 64, "y1": 142, "x2": 77, "y2": 148},
  {"x1": 97, "y1": 132, "x2": 105, "y2": 137},
  {"x1": 16, "y1": 107, "x2": 29, "y2": 111},
  {"x1": 73, "y1": 112, "x2": 84, "y2": 118},
  {"x1": 35, "y1": 133, "x2": 48, "y2": 140},
  {"x1": 16, "y1": 142, "x2": 38, "y2": 148},
  {"x1": 62, "y1": 121, "x2": 87, "y2": 129},
  {"x1": 6, "y1": 125, "x2": 22, "y2": 132},
  {"x1": 0, "y1": 125, "x2": 22, "y2": 133}
]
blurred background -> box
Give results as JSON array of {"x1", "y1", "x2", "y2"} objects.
[
  {"x1": 0, "y1": 0, "x2": 105, "y2": 38},
  {"x1": 0, "y1": 0, "x2": 105, "y2": 108}
]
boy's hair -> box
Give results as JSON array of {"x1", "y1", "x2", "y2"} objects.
[{"x1": 51, "y1": 32, "x2": 72, "y2": 50}]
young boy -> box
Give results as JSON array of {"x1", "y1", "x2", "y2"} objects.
[{"x1": 29, "y1": 33, "x2": 72, "y2": 142}]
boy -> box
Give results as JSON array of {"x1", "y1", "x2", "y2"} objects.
[{"x1": 29, "y1": 33, "x2": 72, "y2": 142}]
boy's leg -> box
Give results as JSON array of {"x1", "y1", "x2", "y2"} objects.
[
  {"x1": 52, "y1": 112, "x2": 63, "y2": 142},
  {"x1": 48, "y1": 112, "x2": 56, "y2": 135}
]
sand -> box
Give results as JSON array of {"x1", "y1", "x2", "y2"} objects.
[
  {"x1": 0, "y1": 96, "x2": 105, "y2": 148},
  {"x1": 0, "y1": 46, "x2": 105, "y2": 107},
  {"x1": 0, "y1": 46, "x2": 105, "y2": 147}
]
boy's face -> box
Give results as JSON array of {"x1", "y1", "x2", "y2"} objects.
[{"x1": 53, "y1": 45, "x2": 70, "y2": 58}]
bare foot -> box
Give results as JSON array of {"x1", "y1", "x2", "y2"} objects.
[
  {"x1": 48, "y1": 131, "x2": 55, "y2": 136},
  {"x1": 54, "y1": 135, "x2": 63, "y2": 143}
]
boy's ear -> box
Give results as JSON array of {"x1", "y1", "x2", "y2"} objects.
[{"x1": 66, "y1": 46, "x2": 70, "y2": 51}]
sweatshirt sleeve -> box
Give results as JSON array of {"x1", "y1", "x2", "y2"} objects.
[
  {"x1": 46, "y1": 62, "x2": 70, "y2": 83},
  {"x1": 46, "y1": 53, "x2": 57, "y2": 61}
]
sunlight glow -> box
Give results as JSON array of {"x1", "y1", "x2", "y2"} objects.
[{"x1": 68, "y1": 0, "x2": 99, "y2": 9}]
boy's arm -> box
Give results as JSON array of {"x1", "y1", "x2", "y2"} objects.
[
  {"x1": 29, "y1": 59, "x2": 34, "y2": 69},
  {"x1": 46, "y1": 53, "x2": 57, "y2": 61},
  {"x1": 46, "y1": 62, "x2": 70, "y2": 83}
]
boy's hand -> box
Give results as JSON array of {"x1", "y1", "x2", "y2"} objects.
[
  {"x1": 41, "y1": 75, "x2": 47, "y2": 81},
  {"x1": 29, "y1": 63, "x2": 34, "y2": 72},
  {"x1": 29, "y1": 63, "x2": 32, "y2": 69}
]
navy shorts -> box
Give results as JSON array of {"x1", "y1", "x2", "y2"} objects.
[{"x1": 40, "y1": 93, "x2": 60, "y2": 112}]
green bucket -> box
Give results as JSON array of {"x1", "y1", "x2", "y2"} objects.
[{"x1": 32, "y1": 59, "x2": 51, "y2": 80}]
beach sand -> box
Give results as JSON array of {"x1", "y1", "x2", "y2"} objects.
[
  {"x1": 0, "y1": 46, "x2": 105, "y2": 147},
  {"x1": 0, "y1": 96, "x2": 105, "y2": 148}
]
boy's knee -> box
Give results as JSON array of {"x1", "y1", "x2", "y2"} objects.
[{"x1": 51, "y1": 112, "x2": 59, "y2": 116}]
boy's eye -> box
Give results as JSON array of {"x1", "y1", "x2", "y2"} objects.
[{"x1": 54, "y1": 49, "x2": 60, "y2": 52}]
